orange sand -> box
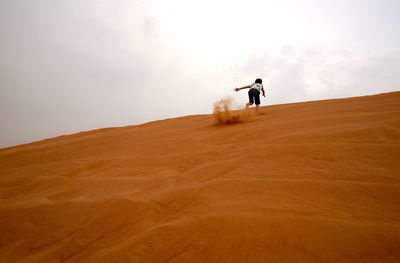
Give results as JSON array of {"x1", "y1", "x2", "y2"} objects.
[
  {"x1": 1, "y1": 92, "x2": 400, "y2": 262},
  {"x1": 213, "y1": 97, "x2": 252, "y2": 124}
]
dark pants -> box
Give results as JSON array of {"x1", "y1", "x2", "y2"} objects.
[{"x1": 248, "y1": 89, "x2": 260, "y2": 105}]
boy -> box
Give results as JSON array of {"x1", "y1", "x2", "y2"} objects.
[{"x1": 234, "y1": 78, "x2": 265, "y2": 114}]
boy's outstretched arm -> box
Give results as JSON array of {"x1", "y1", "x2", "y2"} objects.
[
  {"x1": 234, "y1": 85, "x2": 251, "y2": 92},
  {"x1": 262, "y1": 87, "x2": 266, "y2": 97}
]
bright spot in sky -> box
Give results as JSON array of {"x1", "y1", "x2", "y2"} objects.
[
  {"x1": 148, "y1": 0, "x2": 355, "y2": 64},
  {"x1": 151, "y1": 0, "x2": 310, "y2": 62}
]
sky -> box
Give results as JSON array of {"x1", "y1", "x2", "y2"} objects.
[{"x1": 1, "y1": 0, "x2": 400, "y2": 148}]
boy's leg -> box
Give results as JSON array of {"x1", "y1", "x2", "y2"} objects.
[
  {"x1": 248, "y1": 90, "x2": 255, "y2": 109},
  {"x1": 254, "y1": 92, "x2": 261, "y2": 114}
]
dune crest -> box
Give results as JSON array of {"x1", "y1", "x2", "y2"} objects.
[{"x1": 1, "y1": 92, "x2": 400, "y2": 262}]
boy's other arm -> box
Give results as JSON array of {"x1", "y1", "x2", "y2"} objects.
[
  {"x1": 234, "y1": 85, "x2": 251, "y2": 92},
  {"x1": 262, "y1": 88, "x2": 266, "y2": 97}
]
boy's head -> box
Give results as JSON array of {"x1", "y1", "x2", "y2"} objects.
[{"x1": 255, "y1": 78, "x2": 262, "y2": 84}]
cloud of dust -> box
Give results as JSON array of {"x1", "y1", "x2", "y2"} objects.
[{"x1": 213, "y1": 97, "x2": 251, "y2": 124}]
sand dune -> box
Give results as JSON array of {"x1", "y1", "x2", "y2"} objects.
[{"x1": 1, "y1": 92, "x2": 400, "y2": 262}]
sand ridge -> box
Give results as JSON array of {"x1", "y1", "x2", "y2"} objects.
[{"x1": 1, "y1": 92, "x2": 400, "y2": 262}]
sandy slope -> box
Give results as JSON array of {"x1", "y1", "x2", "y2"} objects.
[{"x1": 1, "y1": 92, "x2": 400, "y2": 263}]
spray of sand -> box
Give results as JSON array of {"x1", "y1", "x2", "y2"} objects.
[{"x1": 213, "y1": 97, "x2": 251, "y2": 124}]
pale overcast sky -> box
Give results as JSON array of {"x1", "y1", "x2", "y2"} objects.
[{"x1": 1, "y1": 0, "x2": 400, "y2": 147}]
